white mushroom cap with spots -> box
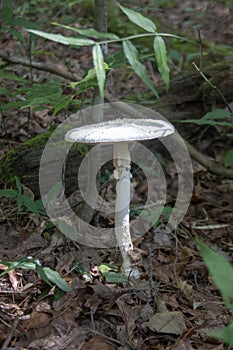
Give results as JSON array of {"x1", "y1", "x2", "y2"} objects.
[{"x1": 65, "y1": 118, "x2": 175, "y2": 144}]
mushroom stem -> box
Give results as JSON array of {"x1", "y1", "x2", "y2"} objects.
[{"x1": 114, "y1": 142, "x2": 140, "y2": 279}]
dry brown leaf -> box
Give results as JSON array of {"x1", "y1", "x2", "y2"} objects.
[
  {"x1": 148, "y1": 311, "x2": 186, "y2": 335},
  {"x1": 0, "y1": 263, "x2": 19, "y2": 290},
  {"x1": 22, "y1": 311, "x2": 51, "y2": 330},
  {"x1": 116, "y1": 295, "x2": 142, "y2": 339},
  {"x1": 84, "y1": 290, "x2": 102, "y2": 314},
  {"x1": 0, "y1": 301, "x2": 24, "y2": 319},
  {"x1": 35, "y1": 302, "x2": 51, "y2": 313},
  {"x1": 176, "y1": 276, "x2": 194, "y2": 302},
  {"x1": 81, "y1": 337, "x2": 113, "y2": 350},
  {"x1": 172, "y1": 339, "x2": 195, "y2": 350},
  {"x1": 212, "y1": 345, "x2": 224, "y2": 350}
]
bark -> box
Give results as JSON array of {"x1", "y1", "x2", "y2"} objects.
[
  {"x1": 94, "y1": 0, "x2": 108, "y2": 56},
  {"x1": 78, "y1": 0, "x2": 108, "y2": 223},
  {"x1": 0, "y1": 51, "x2": 78, "y2": 80},
  {"x1": 0, "y1": 0, "x2": 2, "y2": 28}
]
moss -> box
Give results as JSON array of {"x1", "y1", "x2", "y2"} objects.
[
  {"x1": 23, "y1": 125, "x2": 57, "y2": 149},
  {"x1": 0, "y1": 125, "x2": 57, "y2": 186},
  {"x1": 0, "y1": 148, "x2": 20, "y2": 186},
  {"x1": 0, "y1": 124, "x2": 89, "y2": 188}
]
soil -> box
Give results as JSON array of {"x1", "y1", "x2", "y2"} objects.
[{"x1": 0, "y1": 1, "x2": 232, "y2": 349}]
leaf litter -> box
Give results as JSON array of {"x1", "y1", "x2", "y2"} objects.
[{"x1": 1, "y1": 179, "x2": 232, "y2": 349}]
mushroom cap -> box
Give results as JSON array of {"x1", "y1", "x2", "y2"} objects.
[{"x1": 65, "y1": 118, "x2": 174, "y2": 144}]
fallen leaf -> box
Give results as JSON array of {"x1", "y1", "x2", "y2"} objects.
[
  {"x1": 148, "y1": 311, "x2": 186, "y2": 335},
  {"x1": 176, "y1": 276, "x2": 194, "y2": 302},
  {"x1": 22, "y1": 311, "x2": 51, "y2": 330},
  {"x1": 81, "y1": 336, "x2": 113, "y2": 350},
  {"x1": 116, "y1": 294, "x2": 143, "y2": 339},
  {"x1": 173, "y1": 338, "x2": 195, "y2": 349},
  {"x1": 35, "y1": 302, "x2": 51, "y2": 313},
  {"x1": 0, "y1": 263, "x2": 19, "y2": 290},
  {"x1": 212, "y1": 345, "x2": 224, "y2": 350},
  {"x1": 0, "y1": 302, "x2": 24, "y2": 319}
]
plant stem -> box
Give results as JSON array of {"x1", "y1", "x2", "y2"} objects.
[
  {"x1": 192, "y1": 62, "x2": 233, "y2": 113},
  {"x1": 96, "y1": 32, "x2": 195, "y2": 46}
]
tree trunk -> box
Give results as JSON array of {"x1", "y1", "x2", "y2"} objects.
[{"x1": 77, "y1": 0, "x2": 108, "y2": 222}]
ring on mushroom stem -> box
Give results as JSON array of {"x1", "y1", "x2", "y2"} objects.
[{"x1": 65, "y1": 118, "x2": 174, "y2": 278}]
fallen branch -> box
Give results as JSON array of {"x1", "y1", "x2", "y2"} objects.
[
  {"x1": 184, "y1": 140, "x2": 233, "y2": 179},
  {"x1": 0, "y1": 51, "x2": 79, "y2": 81}
]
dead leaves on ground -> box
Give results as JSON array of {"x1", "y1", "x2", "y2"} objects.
[
  {"x1": 0, "y1": 235, "x2": 232, "y2": 350},
  {"x1": 0, "y1": 152, "x2": 232, "y2": 350}
]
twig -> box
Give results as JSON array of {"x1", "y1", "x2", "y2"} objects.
[
  {"x1": 196, "y1": 28, "x2": 203, "y2": 69},
  {"x1": 83, "y1": 326, "x2": 122, "y2": 346},
  {"x1": 184, "y1": 138, "x2": 233, "y2": 179},
  {"x1": 147, "y1": 245, "x2": 157, "y2": 304},
  {"x1": 1, "y1": 318, "x2": 19, "y2": 349},
  {"x1": 193, "y1": 61, "x2": 233, "y2": 113}
]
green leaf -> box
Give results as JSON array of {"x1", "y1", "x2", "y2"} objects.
[
  {"x1": 196, "y1": 238, "x2": 233, "y2": 311},
  {"x1": 17, "y1": 194, "x2": 23, "y2": 210},
  {"x1": 28, "y1": 30, "x2": 95, "y2": 47},
  {"x1": 212, "y1": 323, "x2": 233, "y2": 346},
  {"x1": 21, "y1": 194, "x2": 40, "y2": 216},
  {"x1": 52, "y1": 23, "x2": 119, "y2": 40},
  {"x1": 202, "y1": 109, "x2": 232, "y2": 120},
  {"x1": 9, "y1": 17, "x2": 38, "y2": 30},
  {"x1": 2, "y1": 0, "x2": 13, "y2": 22},
  {"x1": 0, "y1": 71, "x2": 26, "y2": 83},
  {"x1": 0, "y1": 189, "x2": 18, "y2": 198},
  {"x1": 154, "y1": 36, "x2": 170, "y2": 90},
  {"x1": 0, "y1": 258, "x2": 36, "y2": 276},
  {"x1": 19, "y1": 80, "x2": 63, "y2": 109},
  {"x1": 224, "y1": 150, "x2": 233, "y2": 167},
  {"x1": 57, "y1": 220, "x2": 77, "y2": 241},
  {"x1": 34, "y1": 200, "x2": 46, "y2": 216},
  {"x1": 46, "y1": 181, "x2": 64, "y2": 202},
  {"x1": 43, "y1": 267, "x2": 72, "y2": 292},
  {"x1": 180, "y1": 109, "x2": 233, "y2": 127},
  {"x1": 0, "y1": 262, "x2": 15, "y2": 276},
  {"x1": 71, "y1": 68, "x2": 97, "y2": 88},
  {"x1": 36, "y1": 263, "x2": 53, "y2": 287},
  {"x1": 122, "y1": 40, "x2": 159, "y2": 98},
  {"x1": 119, "y1": 4, "x2": 156, "y2": 33},
  {"x1": 181, "y1": 119, "x2": 232, "y2": 127},
  {"x1": 15, "y1": 176, "x2": 22, "y2": 193},
  {"x1": 92, "y1": 44, "x2": 106, "y2": 100},
  {"x1": 99, "y1": 263, "x2": 119, "y2": 273},
  {"x1": 70, "y1": 63, "x2": 110, "y2": 88},
  {"x1": 26, "y1": 81, "x2": 62, "y2": 99},
  {"x1": 102, "y1": 271, "x2": 128, "y2": 284},
  {"x1": 53, "y1": 95, "x2": 73, "y2": 115}
]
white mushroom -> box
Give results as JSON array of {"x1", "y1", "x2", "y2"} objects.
[{"x1": 65, "y1": 118, "x2": 174, "y2": 278}]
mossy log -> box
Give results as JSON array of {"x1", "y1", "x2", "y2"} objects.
[
  {"x1": 0, "y1": 63, "x2": 232, "y2": 195},
  {"x1": 0, "y1": 132, "x2": 85, "y2": 197}
]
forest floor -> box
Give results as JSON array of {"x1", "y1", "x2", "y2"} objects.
[{"x1": 0, "y1": 1, "x2": 233, "y2": 349}]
